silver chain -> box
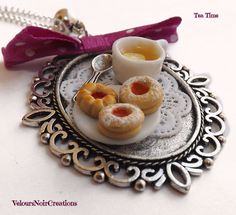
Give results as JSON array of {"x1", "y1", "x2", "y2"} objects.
[
  {"x1": 0, "y1": 6, "x2": 87, "y2": 37},
  {"x1": 0, "y1": 6, "x2": 54, "y2": 29}
]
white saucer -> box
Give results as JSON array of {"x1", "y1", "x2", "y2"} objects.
[
  {"x1": 73, "y1": 105, "x2": 160, "y2": 145},
  {"x1": 72, "y1": 84, "x2": 161, "y2": 145}
]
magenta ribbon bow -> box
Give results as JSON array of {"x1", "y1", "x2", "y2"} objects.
[{"x1": 2, "y1": 16, "x2": 181, "y2": 67}]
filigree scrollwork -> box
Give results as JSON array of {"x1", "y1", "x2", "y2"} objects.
[
  {"x1": 164, "y1": 58, "x2": 191, "y2": 81},
  {"x1": 200, "y1": 96, "x2": 225, "y2": 137},
  {"x1": 196, "y1": 134, "x2": 222, "y2": 158},
  {"x1": 141, "y1": 168, "x2": 166, "y2": 190},
  {"x1": 40, "y1": 118, "x2": 63, "y2": 135},
  {"x1": 205, "y1": 115, "x2": 225, "y2": 136},
  {"x1": 40, "y1": 118, "x2": 62, "y2": 144},
  {"x1": 181, "y1": 154, "x2": 203, "y2": 176},
  {"x1": 22, "y1": 108, "x2": 56, "y2": 127},
  {"x1": 29, "y1": 57, "x2": 72, "y2": 110},
  {"x1": 104, "y1": 162, "x2": 140, "y2": 188},
  {"x1": 193, "y1": 87, "x2": 225, "y2": 161},
  {"x1": 166, "y1": 162, "x2": 191, "y2": 193},
  {"x1": 22, "y1": 56, "x2": 226, "y2": 193},
  {"x1": 187, "y1": 75, "x2": 210, "y2": 87},
  {"x1": 73, "y1": 150, "x2": 106, "y2": 175},
  {"x1": 49, "y1": 131, "x2": 79, "y2": 157},
  {"x1": 192, "y1": 87, "x2": 213, "y2": 98},
  {"x1": 200, "y1": 96, "x2": 222, "y2": 115}
]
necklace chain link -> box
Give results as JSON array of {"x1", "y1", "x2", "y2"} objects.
[{"x1": 0, "y1": 6, "x2": 54, "y2": 29}]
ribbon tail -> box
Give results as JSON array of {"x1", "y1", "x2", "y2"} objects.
[
  {"x1": 81, "y1": 16, "x2": 182, "y2": 53},
  {"x1": 2, "y1": 27, "x2": 83, "y2": 67}
]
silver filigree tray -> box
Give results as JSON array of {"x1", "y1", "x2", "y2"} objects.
[{"x1": 22, "y1": 54, "x2": 226, "y2": 193}]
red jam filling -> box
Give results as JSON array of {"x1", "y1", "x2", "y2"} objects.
[
  {"x1": 131, "y1": 81, "x2": 149, "y2": 95},
  {"x1": 112, "y1": 107, "x2": 132, "y2": 117},
  {"x1": 91, "y1": 91, "x2": 107, "y2": 99}
]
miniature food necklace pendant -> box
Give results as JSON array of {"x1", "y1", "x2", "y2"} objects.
[{"x1": 1, "y1": 5, "x2": 226, "y2": 193}]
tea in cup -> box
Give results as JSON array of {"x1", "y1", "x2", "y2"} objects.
[{"x1": 112, "y1": 36, "x2": 167, "y2": 83}]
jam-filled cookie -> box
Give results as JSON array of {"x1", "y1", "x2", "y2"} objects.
[
  {"x1": 98, "y1": 103, "x2": 144, "y2": 139},
  {"x1": 76, "y1": 83, "x2": 117, "y2": 118},
  {"x1": 119, "y1": 76, "x2": 164, "y2": 115}
]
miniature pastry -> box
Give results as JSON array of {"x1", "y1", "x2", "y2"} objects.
[
  {"x1": 76, "y1": 83, "x2": 117, "y2": 118},
  {"x1": 119, "y1": 76, "x2": 164, "y2": 115},
  {"x1": 98, "y1": 103, "x2": 145, "y2": 139}
]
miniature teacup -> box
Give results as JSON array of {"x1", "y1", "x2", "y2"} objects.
[{"x1": 112, "y1": 36, "x2": 167, "y2": 83}]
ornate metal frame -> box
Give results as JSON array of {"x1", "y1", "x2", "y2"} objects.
[{"x1": 22, "y1": 55, "x2": 226, "y2": 193}]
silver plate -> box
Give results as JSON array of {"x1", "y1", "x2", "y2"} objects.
[{"x1": 22, "y1": 54, "x2": 226, "y2": 193}]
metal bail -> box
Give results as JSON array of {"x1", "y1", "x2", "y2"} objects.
[{"x1": 53, "y1": 8, "x2": 87, "y2": 37}]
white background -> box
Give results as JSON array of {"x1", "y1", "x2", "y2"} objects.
[{"x1": 0, "y1": 0, "x2": 235, "y2": 214}]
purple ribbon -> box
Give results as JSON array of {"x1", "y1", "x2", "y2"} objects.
[{"x1": 2, "y1": 16, "x2": 181, "y2": 67}]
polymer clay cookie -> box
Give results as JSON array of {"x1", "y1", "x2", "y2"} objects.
[
  {"x1": 98, "y1": 103, "x2": 145, "y2": 139},
  {"x1": 76, "y1": 83, "x2": 117, "y2": 118},
  {"x1": 119, "y1": 76, "x2": 164, "y2": 115}
]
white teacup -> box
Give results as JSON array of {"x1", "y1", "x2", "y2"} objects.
[{"x1": 112, "y1": 36, "x2": 167, "y2": 83}]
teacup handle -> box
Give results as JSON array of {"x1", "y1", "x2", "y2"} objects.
[{"x1": 156, "y1": 39, "x2": 168, "y2": 52}]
